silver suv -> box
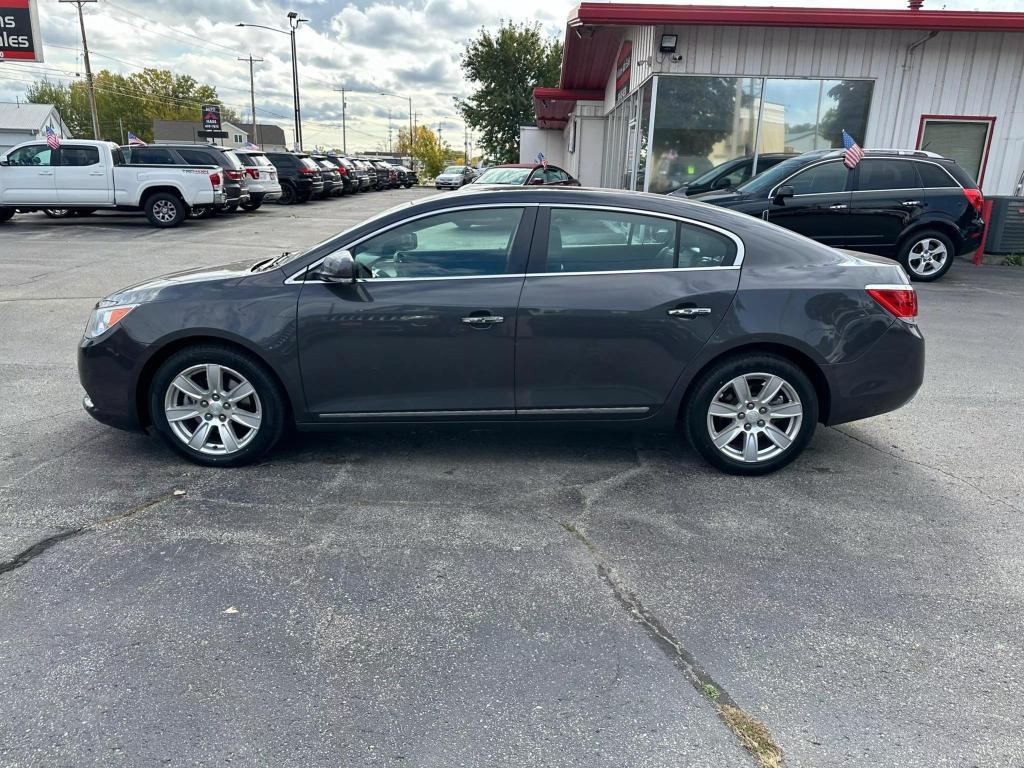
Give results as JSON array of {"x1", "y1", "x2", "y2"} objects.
[{"x1": 233, "y1": 149, "x2": 283, "y2": 211}]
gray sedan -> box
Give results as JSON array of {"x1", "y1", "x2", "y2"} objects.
[{"x1": 78, "y1": 188, "x2": 923, "y2": 474}]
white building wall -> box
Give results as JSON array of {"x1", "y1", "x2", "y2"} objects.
[
  {"x1": 519, "y1": 126, "x2": 566, "y2": 167},
  {"x1": 605, "y1": 23, "x2": 1024, "y2": 194}
]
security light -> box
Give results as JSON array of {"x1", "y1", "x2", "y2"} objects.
[{"x1": 659, "y1": 33, "x2": 678, "y2": 53}]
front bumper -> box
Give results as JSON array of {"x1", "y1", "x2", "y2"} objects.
[
  {"x1": 78, "y1": 332, "x2": 146, "y2": 432},
  {"x1": 823, "y1": 319, "x2": 925, "y2": 425}
]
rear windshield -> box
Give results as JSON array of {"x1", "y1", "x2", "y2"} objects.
[
  {"x1": 220, "y1": 150, "x2": 244, "y2": 170},
  {"x1": 475, "y1": 167, "x2": 531, "y2": 185},
  {"x1": 299, "y1": 158, "x2": 319, "y2": 171}
]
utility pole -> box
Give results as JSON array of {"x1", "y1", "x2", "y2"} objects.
[
  {"x1": 118, "y1": 116, "x2": 124, "y2": 145},
  {"x1": 59, "y1": 0, "x2": 100, "y2": 140},
  {"x1": 387, "y1": 108, "x2": 393, "y2": 154},
  {"x1": 238, "y1": 54, "x2": 264, "y2": 146},
  {"x1": 464, "y1": 124, "x2": 469, "y2": 165},
  {"x1": 333, "y1": 87, "x2": 347, "y2": 154}
]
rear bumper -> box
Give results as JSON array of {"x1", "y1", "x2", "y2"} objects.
[{"x1": 823, "y1": 319, "x2": 925, "y2": 425}]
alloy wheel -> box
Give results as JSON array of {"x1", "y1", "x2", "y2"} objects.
[
  {"x1": 164, "y1": 364, "x2": 262, "y2": 455},
  {"x1": 152, "y1": 199, "x2": 178, "y2": 224},
  {"x1": 706, "y1": 372, "x2": 804, "y2": 463},
  {"x1": 907, "y1": 238, "x2": 948, "y2": 277}
]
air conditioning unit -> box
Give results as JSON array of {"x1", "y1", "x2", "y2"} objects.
[{"x1": 984, "y1": 197, "x2": 1024, "y2": 255}]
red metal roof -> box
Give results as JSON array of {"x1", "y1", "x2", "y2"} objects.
[{"x1": 532, "y1": 87, "x2": 604, "y2": 129}]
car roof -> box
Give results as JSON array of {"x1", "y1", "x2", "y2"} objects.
[{"x1": 487, "y1": 163, "x2": 540, "y2": 169}]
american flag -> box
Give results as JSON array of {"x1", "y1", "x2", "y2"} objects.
[
  {"x1": 245, "y1": 141, "x2": 260, "y2": 150},
  {"x1": 842, "y1": 129, "x2": 864, "y2": 169},
  {"x1": 45, "y1": 125, "x2": 61, "y2": 150},
  {"x1": 127, "y1": 131, "x2": 147, "y2": 146}
]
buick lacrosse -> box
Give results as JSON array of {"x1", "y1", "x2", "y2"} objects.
[{"x1": 79, "y1": 188, "x2": 923, "y2": 474}]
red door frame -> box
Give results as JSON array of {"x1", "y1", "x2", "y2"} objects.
[{"x1": 914, "y1": 114, "x2": 996, "y2": 188}]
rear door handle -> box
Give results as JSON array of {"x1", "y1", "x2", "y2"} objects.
[
  {"x1": 668, "y1": 307, "x2": 711, "y2": 317},
  {"x1": 38, "y1": 170, "x2": 54, "y2": 176},
  {"x1": 828, "y1": 203, "x2": 848, "y2": 210},
  {"x1": 461, "y1": 314, "x2": 504, "y2": 326},
  {"x1": 901, "y1": 200, "x2": 922, "y2": 206}
]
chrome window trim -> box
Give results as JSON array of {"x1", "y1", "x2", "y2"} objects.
[
  {"x1": 319, "y1": 406, "x2": 650, "y2": 419},
  {"x1": 287, "y1": 201, "x2": 745, "y2": 283},
  {"x1": 769, "y1": 159, "x2": 848, "y2": 199},
  {"x1": 770, "y1": 157, "x2": 964, "y2": 199}
]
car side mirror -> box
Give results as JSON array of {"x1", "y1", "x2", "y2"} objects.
[
  {"x1": 774, "y1": 185, "x2": 794, "y2": 203},
  {"x1": 315, "y1": 249, "x2": 356, "y2": 283},
  {"x1": 528, "y1": 177, "x2": 545, "y2": 186}
]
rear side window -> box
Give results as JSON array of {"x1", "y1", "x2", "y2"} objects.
[
  {"x1": 678, "y1": 222, "x2": 738, "y2": 268},
  {"x1": 129, "y1": 147, "x2": 176, "y2": 165},
  {"x1": 916, "y1": 162, "x2": 958, "y2": 188},
  {"x1": 60, "y1": 146, "x2": 100, "y2": 166},
  {"x1": 548, "y1": 209, "x2": 678, "y2": 272},
  {"x1": 787, "y1": 161, "x2": 849, "y2": 195},
  {"x1": 177, "y1": 149, "x2": 218, "y2": 167},
  {"x1": 856, "y1": 160, "x2": 920, "y2": 191},
  {"x1": 267, "y1": 154, "x2": 295, "y2": 167},
  {"x1": 236, "y1": 153, "x2": 257, "y2": 167}
]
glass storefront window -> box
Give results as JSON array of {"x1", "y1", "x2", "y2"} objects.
[
  {"x1": 647, "y1": 76, "x2": 763, "y2": 194},
  {"x1": 758, "y1": 78, "x2": 873, "y2": 155}
]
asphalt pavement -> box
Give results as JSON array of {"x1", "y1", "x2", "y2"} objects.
[{"x1": 1, "y1": 190, "x2": 1022, "y2": 767}]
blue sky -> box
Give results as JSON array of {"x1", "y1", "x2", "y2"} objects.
[{"x1": 2, "y1": 0, "x2": 1022, "y2": 151}]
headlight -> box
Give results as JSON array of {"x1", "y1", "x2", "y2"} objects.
[{"x1": 85, "y1": 304, "x2": 138, "y2": 338}]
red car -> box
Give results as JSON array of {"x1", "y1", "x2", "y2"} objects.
[{"x1": 465, "y1": 163, "x2": 580, "y2": 188}]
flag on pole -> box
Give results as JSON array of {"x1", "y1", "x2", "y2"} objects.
[
  {"x1": 127, "y1": 131, "x2": 147, "y2": 146},
  {"x1": 842, "y1": 129, "x2": 864, "y2": 169},
  {"x1": 536, "y1": 151, "x2": 547, "y2": 169},
  {"x1": 245, "y1": 141, "x2": 260, "y2": 150},
  {"x1": 45, "y1": 125, "x2": 61, "y2": 150}
]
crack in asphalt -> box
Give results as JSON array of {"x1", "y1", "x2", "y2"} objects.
[
  {"x1": 830, "y1": 426, "x2": 1023, "y2": 515},
  {"x1": 560, "y1": 519, "x2": 786, "y2": 768},
  {"x1": 0, "y1": 490, "x2": 184, "y2": 577}
]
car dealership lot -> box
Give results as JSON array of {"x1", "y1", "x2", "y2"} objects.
[{"x1": 1, "y1": 192, "x2": 1022, "y2": 767}]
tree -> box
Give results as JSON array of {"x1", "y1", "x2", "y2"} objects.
[
  {"x1": 396, "y1": 125, "x2": 449, "y2": 178},
  {"x1": 456, "y1": 22, "x2": 562, "y2": 164},
  {"x1": 25, "y1": 68, "x2": 234, "y2": 142},
  {"x1": 818, "y1": 80, "x2": 873, "y2": 148}
]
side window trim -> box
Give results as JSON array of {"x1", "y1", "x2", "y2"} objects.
[
  {"x1": 770, "y1": 159, "x2": 852, "y2": 198},
  {"x1": 530, "y1": 204, "x2": 744, "y2": 275},
  {"x1": 850, "y1": 158, "x2": 922, "y2": 194}
]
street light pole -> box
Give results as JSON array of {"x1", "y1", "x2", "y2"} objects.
[
  {"x1": 236, "y1": 12, "x2": 307, "y2": 151},
  {"x1": 332, "y1": 87, "x2": 347, "y2": 154},
  {"x1": 238, "y1": 54, "x2": 264, "y2": 146},
  {"x1": 59, "y1": 0, "x2": 99, "y2": 140}
]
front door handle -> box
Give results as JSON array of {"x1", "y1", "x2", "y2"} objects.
[
  {"x1": 461, "y1": 314, "x2": 504, "y2": 326},
  {"x1": 38, "y1": 170, "x2": 54, "y2": 176},
  {"x1": 901, "y1": 200, "x2": 922, "y2": 207},
  {"x1": 668, "y1": 307, "x2": 711, "y2": 318},
  {"x1": 828, "y1": 203, "x2": 848, "y2": 210}
]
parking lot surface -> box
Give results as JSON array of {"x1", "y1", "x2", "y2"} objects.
[{"x1": 1, "y1": 190, "x2": 1022, "y2": 767}]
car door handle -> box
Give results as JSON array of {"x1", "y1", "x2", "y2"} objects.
[
  {"x1": 901, "y1": 200, "x2": 922, "y2": 206},
  {"x1": 828, "y1": 203, "x2": 848, "y2": 210},
  {"x1": 668, "y1": 307, "x2": 711, "y2": 317},
  {"x1": 461, "y1": 315, "x2": 504, "y2": 325},
  {"x1": 89, "y1": 170, "x2": 106, "y2": 176},
  {"x1": 38, "y1": 170, "x2": 54, "y2": 176}
]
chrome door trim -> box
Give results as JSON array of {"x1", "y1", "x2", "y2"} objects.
[
  {"x1": 528, "y1": 265, "x2": 740, "y2": 278},
  {"x1": 517, "y1": 406, "x2": 650, "y2": 416},
  {"x1": 318, "y1": 406, "x2": 651, "y2": 419}
]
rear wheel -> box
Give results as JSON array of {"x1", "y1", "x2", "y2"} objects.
[
  {"x1": 278, "y1": 184, "x2": 297, "y2": 205},
  {"x1": 144, "y1": 192, "x2": 187, "y2": 228},
  {"x1": 149, "y1": 345, "x2": 286, "y2": 467},
  {"x1": 222, "y1": 204, "x2": 239, "y2": 214},
  {"x1": 898, "y1": 229, "x2": 954, "y2": 282},
  {"x1": 684, "y1": 353, "x2": 817, "y2": 475},
  {"x1": 240, "y1": 200, "x2": 262, "y2": 212}
]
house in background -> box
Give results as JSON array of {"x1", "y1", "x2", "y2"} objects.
[
  {"x1": 0, "y1": 103, "x2": 70, "y2": 153},
  {"x1": 237, "y1": 123, "x2": 288, "y2": 151},
  {"x1": 152, "y1": 119, "x2": 249, "y2": 148}
]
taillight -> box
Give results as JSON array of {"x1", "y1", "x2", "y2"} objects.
[
  {"x1": 298, "y1": 166, "x2": 315, "y2": 175},
  {"x1": 338, "y1": 165, "x2": 348, "y2": 176},
  {"x1": 246, "y1": 168, "x2": 260, "y2": 180},
  {"x1": 963, "y1": 187, "x2": 984, "y2": 214},
  {"x1": 867, "y1": 284, "x2": 917, "y2": 322},
  {"x1": 209, "y1": 172, "x2": 221, "y2": 187},
  {"x1": 225, "y1": 169, "x2": 242, "y2": 181}
]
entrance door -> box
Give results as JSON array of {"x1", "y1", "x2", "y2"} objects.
[
  {"x1": 515, "y1": 206, "x2": 741, "y2": 414},
  {"x1": 296, "y1": 205, "x2": 534, "y2": 417},
  {"x1": 56, "y1": 144, "x2": 114, "y2": 205},
  {"x1": 766, "y1": 159, "x2": 853, "y2": 245},
  {"x1": 0, "y1": 143, "x2": 57, "y2": 205}
]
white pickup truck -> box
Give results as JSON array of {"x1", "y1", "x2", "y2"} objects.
[{"x1": 0, "y1": 139, "x2": 226, "y2": 228}]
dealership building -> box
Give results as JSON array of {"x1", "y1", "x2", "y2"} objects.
[{"x1": 522, "y1": 2, "x2": 1024, "y2": 196}]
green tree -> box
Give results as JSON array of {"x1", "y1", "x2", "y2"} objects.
[
  {"x1": 456, "y1": 22, "x2": 562, "y2": 164},
  {"x1": 25, "y1": 68, "x2": 235, "y2": 142},
  {"x1": 818, "y1": 80, "x2": 873, "y2": 148},
  {"x1": 396, "y1": 125, "x2": 449, "y2": 178}
]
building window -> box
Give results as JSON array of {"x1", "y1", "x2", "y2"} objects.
[
  {"x1": 916, "y1": 116, "x2": 994, "y2": 187},
  {"x1": 234, "y1": 134, "x2": 243, "y2": 144},
  {"x1": 630, "y1": 75, "x2": 874, "y2": 194}
]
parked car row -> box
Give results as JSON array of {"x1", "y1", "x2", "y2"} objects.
[{"x1": 0, "y1": 138, "x2": 420, "y2": 228}]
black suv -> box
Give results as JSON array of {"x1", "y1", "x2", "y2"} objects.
[
  {"x1": 310, "y1": 154, "x2": 344, "y2": 198},
  {"x1": 326, "y1": 155, "x2": 358, "y2": 194},
  {"x1": 264, "y1": 151, "x2": 324, "y2": 204},
  {"x1": 693, "y1": 149, "x2": 984, "y2": 281},
  {"x1": 669, "y1": 153, "x2": 796, "y2": 196},
  {"x1": 123, "y1": 144, "x2": 250, "y2": 215}
]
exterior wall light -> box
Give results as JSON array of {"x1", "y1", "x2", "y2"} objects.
[{"x1": 659, "y1": 33, "x2": 678, "y2": 53}]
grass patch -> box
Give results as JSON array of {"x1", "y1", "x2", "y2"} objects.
[
  {"x1": 702, "y1": 683, "x2": 720, "y2": 700},
  {"x1": 719, "y1": 704, "x2": 786, "y2": 768},
  {"x1": 1002, "y1": 253, "x2": 1024, "y2": 267}
]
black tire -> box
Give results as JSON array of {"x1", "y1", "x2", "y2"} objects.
[
  {"x1": 684, "y1": 353, "x2": 818, "y2": 476},
  {"x1": 222, "y1": 204, "x2": 239, "y2": 214},
  {"x1": 297, "y1": 191, "x2": 312, "y2": 203},
  {"x1": 404, "y1": 183, "x2": 413, "y2": 189},
  {"x1": 897, "y1": 228, "x2": 955, "y2": 282},
  {"x1": 144, "y1": 192, "x2": 187, "y2": 228},
  {"x1": 278, "y1": 183, "x2": 297, "y2": 205},
  {"x1": 0, "y1": 207, "x2": 15, "y2": 223},
  {"x1": 149, "y1": 344, "x2": 287, "y2": 467},
  {"x1": 239, "y1": 200, "x2": 262, "y2": 212}
]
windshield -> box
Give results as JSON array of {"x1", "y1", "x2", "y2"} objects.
[
  {"x1": 737, "y1": 156, "x2": 810, "y2": 195},
  {"x1": 442, "y1": 166, "x2": 464, "y2": 175},
  {"x1": 689, "y1": 159, "x2": 740, "y2": 187},
  {"x1": 474, "y1": 167, "x2": 531, "y2": 185}
]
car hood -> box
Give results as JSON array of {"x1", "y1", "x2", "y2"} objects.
[
  {"x1": 101, "y1": 259, "x2": 263, "y2": 306},
  {"x1": 437, "y1": 175, "x2": 462, "y2": 181},
  {"x1": 688, "y1": 189, "x2": 751, "y2": 206}
]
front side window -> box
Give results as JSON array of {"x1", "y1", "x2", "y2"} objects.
[
  {"x1": 786, "y1": 161, "x2": 849, "y2": 195},
  {"x1": 7, "y1": 144, "x2": 53, "y2": 166},
  {"x1": 548, "y1": 208, "x2": 678, "y2": 272},
  {"x1": 855, "y1": 160, "x2": 920, "y2": 191},
  {"x1": 129, "y1": 147, "x2": 176, "y2": 165},
  {"x1": 60, "y1": 146, "x2": 100, "y2": 167},
  {"x1": 350, "y1": 207, "x2": 525, "y2": 279}
]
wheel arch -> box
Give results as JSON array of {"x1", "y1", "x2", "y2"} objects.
[
  {"x1": 676, "y1": 341, "x2": 832, "y2": 425},
  {"x1": 135, "y1": 333, "x2": 293, "y2": 429},
  {"x1": 139, "y1": 184, "x2": 187, "y2": 207},
  {"x1": 897, "y1": 220, "x2": 960, "y2": 251}
]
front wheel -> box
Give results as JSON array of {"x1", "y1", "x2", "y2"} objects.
[
  {"x1": 898, "y1": 229, "x2": 955, "y2": 282},
  {"x1": 149, "y1": 345, "x2": 286, "y2": 467},
  {"x1": 144, "y1": 192, "x2": 187, "y2": 228},
  {"x1": 684, "y1": 354, "x2": 817, "y2": 475}
]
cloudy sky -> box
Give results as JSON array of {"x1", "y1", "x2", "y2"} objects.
[{"x1": 3, "y1": 0, "x2": 1022, "y2": 151}]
